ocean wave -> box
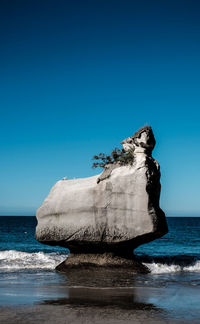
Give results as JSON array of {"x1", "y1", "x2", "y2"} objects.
[
  {"x1": 0, "y1": 250, "x2": 200, "y2": 273},
  {"x1": 0, "y1": 250, "x2": 67, "y2": 270},
  {"x1": 144, "y1": 260, "x2": 200, "y2": 274}
]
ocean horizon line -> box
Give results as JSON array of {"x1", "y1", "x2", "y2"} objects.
[{"x1": 0, "y1": 215, "x2": 200, "y2": 218}]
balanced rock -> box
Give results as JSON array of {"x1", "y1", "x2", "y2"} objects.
[{"x1": 36, "y1": 126, "x2": 168, "y2": 268}]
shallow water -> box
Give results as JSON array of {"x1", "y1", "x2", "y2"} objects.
[{"x1": 0, "y1": 268, "x2": 200, "y2": 322}]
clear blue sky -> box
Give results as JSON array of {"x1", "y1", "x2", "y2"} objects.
[{"x1": 0, "y1": 0, "x2": 200, "y2": 216}]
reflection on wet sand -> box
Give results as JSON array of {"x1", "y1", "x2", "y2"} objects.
[
  {"x1": 41, "y1": 268, "x2": 160, "y2": 313},
  {"x1": 56, "y1": 267, "x2": 143, "y2": 287},
  {"x1": 2, "y1": 268, "x2": 200, "y2": 323},
  {"x1": 39, "y1": 268, "x2": 200, "y2": 323},
  {"x1": 42, "y1": 286, "x2": 159, "y2": 311}
]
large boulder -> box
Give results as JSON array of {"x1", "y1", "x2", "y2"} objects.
[{"x1": 36, "y1": 126, "x2": 168, "y2": 260}]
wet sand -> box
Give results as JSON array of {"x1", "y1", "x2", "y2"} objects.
[
  {"x1": 1, "y1": 268, "x2": 200, "y2": 323},
  {"x1": 0, "y1": 304, "x2": 187, "y2": 324},
  {"x1": 0, "y1": 285, "x2": 199, "y2": 324}
]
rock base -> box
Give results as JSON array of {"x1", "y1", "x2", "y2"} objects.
[{"x1": 55, "y1": 253, "x2": 150, "y2": 274}]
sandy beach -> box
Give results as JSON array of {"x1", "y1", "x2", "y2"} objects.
[
  {"x1": 0, "y1": 304, "x2": 188, "y2": 324},
  {"x1": 1, "y1": 277, "x2": 200, "y2": 324},
  {"x1": 1, "y1": 298, "x2": 198, "y2": 324}
]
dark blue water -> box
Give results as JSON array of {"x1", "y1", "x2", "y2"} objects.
[
  {"x1": 0, "y1": 216, "x2": 200, "y2": 322},
  {"x1": 135, "y1": 217, "x2": 200, "y2": 272},
  {"x1": 0, "y1": 216, "x2": 66, "y2": 253}
]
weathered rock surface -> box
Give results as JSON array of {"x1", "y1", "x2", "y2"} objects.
[
  {"x1": 56, "y1": 253, "x2": 150, "y2": 273},
  {"x1": 36, "y1": 126, "x2": 168, "y2": 262}
]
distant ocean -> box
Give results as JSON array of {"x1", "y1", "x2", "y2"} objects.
[{"x1": 0, "y1": 216, "x2": 200, "y2": 321}]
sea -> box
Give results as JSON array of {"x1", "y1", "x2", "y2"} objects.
[{"x1": 0, "y1": 216, "x2": 200, "y2": 322}]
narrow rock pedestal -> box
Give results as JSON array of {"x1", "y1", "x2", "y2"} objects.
[{"x1": 55, "y1": 253, "x2": 150, "y2": 274}]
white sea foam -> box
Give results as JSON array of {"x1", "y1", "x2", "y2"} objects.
[
  {"x1": 0, "y1": 250, "x2": 67, "y2": 270},
  {"x1": 184, "y1": 260, "x2": 200, "y2": 272},
  {"x1": 144, "y1": 262, "x2": 181, "y2": 274},
  {"x1": 0, "y1": 250, "x2": 200, "y2": 273},
  {"x1": 144, "y1": 260, "x2": 200, "y2": 274}
]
